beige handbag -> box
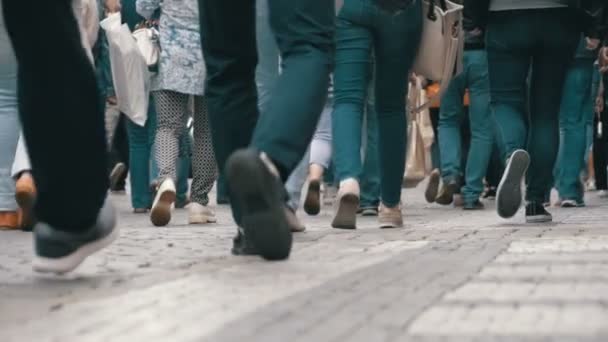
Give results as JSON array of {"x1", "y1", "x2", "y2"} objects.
[
  {"x1": 404, "y1": 78, "x2": 435, "y2": 188},
  {"x1": 411, "y1": 0, "x2": 464, "y2": 112}
]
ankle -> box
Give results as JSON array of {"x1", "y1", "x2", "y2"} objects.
[{"x1": 339, "y1": 178, "x2": 360, "y2": 195}]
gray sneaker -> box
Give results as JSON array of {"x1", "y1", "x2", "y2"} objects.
[
  {"x1": 378, "y1": 204, "x2": 403, "y2": 229},
  {"x1": 33, "y1": 199, "x2": 118, "y2": 274}
]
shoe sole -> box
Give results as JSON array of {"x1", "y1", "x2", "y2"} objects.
[
  {"x1": 188, "y1": 214, "x2": 217, "y2": 224},
  {"x1": 304, "y1": 180, "x2": 321, "y2": 216},
  {"x1": 109, "y1": 163, "x2": 127, "y2": 190},
  {"x1": 379, "y1": 218, "x2": 403, "y2": 229},
  {"x1": 226, "y1": 150, "x2": 292, "y2": 261},
  {"x1": 332, "y1": 194, "x2": 359, "y2": 230},
  {"x1": 425, "y1": 172, "x2": 440, "y2": 203},
  {"x1": 497, "y1": 150, "x2": 530, "y2": 219},
  {"x1": 15, "y1": 189, "x2": 35, "y2": 231},
  {"x1": 526, "y1": 215, "x2": 553, "y2": 224},
  {"x1": 361, "y1": 209, "x2": 378, "y2": 217},
  {"x1": 33, "y1": 224, "x2": 119, "y2": 274},
  {"x1": 150, "y1": 190, "x2": 176, "y2": 227},
  {"x1": 435, "y1": 183, "x2": 458, "y2": 206}
]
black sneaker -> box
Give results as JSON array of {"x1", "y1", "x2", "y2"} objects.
[
  {"x1": 435, "y1": 179, "x2": 460, "y2": 205},
  {"x1": 463, "y1": 200, "x2": 485, "y2": 211},
  {"x1": 358, "y1": 206, "x2": 379, "y2": 216},
  {"x1": 525, "y1": 202, "x2": 552, "y2": 223},
  {"x1": 33, "y1": 200, "x2": 118, "y2": 274},
  {"x1": 304, "y1": 179, "x2": 321, "y2": 216},
  {"x1": 483, "y1": 187, "x2": 497, "y2": 200},
  {"x1": 497, "y1": 150, "x2": 530, "y2": 219},
  {"x1": 226, "y1": 149, "x2": 292, "y2": 261}
]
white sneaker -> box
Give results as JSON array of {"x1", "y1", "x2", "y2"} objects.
[
  {"x1": 150, "y1": 179, "x2": 176, "y2": 227},
  {"x1": 188, "y1": 202, "x2": 217, "y2": 224}
]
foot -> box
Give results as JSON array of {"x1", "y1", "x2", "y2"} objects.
[
  {"x1": 0, "y1": 212, "x2": 20, "y2": 230},
  {"x1": 425, "y1": 169, "x2": 440, "y2": 203},
  {"x1": 378, "y1": 203, "x2": 403, "y2": 229},
  {"x1": 435, "y1": 179, "x2": 460, "y2": 205},
  {"x1": 285, "y1": 207, "x2": 306, "y2": 233},
  {"x1": 525, "y1": 202, "x2": 552, "y2": 223},
  {"x1": 32, "y1": 199, "x2": 118, "y2": 274},
  {"x1": 358, "y1": 206, "x2": 379, "y2": 216},
  {"x1": 497, "y1": 150, "x2": 530, "y2": 219},
  {"x1": 15, "y1": 172, "x2": 36, "y2": 231},
  {"x1": 560, "y1": 199, "x2": 585, "y2": 208},
  {"x1": 226, "y1": 149, "x2": 292, "y2": 261},
  {"x1": 109, "y1": 162, "x2": 127, "y2": 192},
  {"x1": 304, "y1": 179, "x2": 321, "y2": 216},
  {"x1": 188, "y1": 202, "x2": 217, "y2": 224},
  {"x1": 150, "y1": 179, "x2": 176, "y2": 227},
  {"x1": 463, "y1": 200, "x2": 485, "y2": 211},
  {"x1": 331, "y1": 179, "x2": 360, "y2": 230}
]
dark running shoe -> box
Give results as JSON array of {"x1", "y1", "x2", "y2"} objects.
[
  {"x1": 33, "y1": 199, "x2": 118, "y2": 274},
  {"x1": 525, "y1": 202, "x2": 552, "y2": 223},
  {"x1": 226, "y1": 149, "x2": 292, "y2": 261},
  {"x1": 435, "y1": 179, "x2": 460, "y2": 205},
  {"x1": 304, "y1": 179, "x2": 321, "y2": 216},
  {"x1": 463, "y1": 200, "x2": 485, "y2": 211},
  {"x1": 497, "y1": 150, "x2": 530, "y2": 219}
]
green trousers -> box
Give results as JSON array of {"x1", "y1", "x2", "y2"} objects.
[
  {"x1": 486, "y1": 9, "x2": 579, "y2": 203},
  {"x1": 198, "y1": 0, "x2": 334, "y2": 222}
]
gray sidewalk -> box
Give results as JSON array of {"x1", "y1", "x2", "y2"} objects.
[{"x1": 1, "y1": 184, "x2": 607, "y2": 341}]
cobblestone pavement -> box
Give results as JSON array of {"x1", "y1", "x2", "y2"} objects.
[{"x1": 1, "y1": 184, "x2": 608, "y2": 342}]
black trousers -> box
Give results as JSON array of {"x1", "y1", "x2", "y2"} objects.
[
  {"x1": 594, "y1": 116, "x2": 608, "y2": 190},
  {"x1": 108, "y1": 114, "x2": 130, "y2": 190},
  {"x1": 2, "y1": 0, "x2": 108, "y2": 232}
]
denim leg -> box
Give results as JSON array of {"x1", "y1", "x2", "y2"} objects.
[
  {"x1": 255, "y1": 0, "x2": 280, "y2": 114},
  {"x1": 126, "y1": 117, "x2": 153, "y2": 209},
  {"x1": 0, "y1": 92, "x2": 19, "y2": 211},
  {"x1": 462, "y1": 50, "x2": 494, "y2": 203},
  {"x1": 310, "y1": 102, "x2": 333, "y2": 168},
  {"x1": 372, "y1": 1, "x2": 422, "y2": 206},
  {"x1": 285, "y1": 150, "x2": 310, "y2": 211},
  {"x1": 557, "y1": 59, "x2": 594, "y2": 201},
  {"x1": 438, "y1": 72, "x2": 466, "y2": 184},
  {"x1": 332, "y1": 14, "x2": 373, "y2": 184},
  {"x1": 360, "y1": 88, "x2": 380, "y2": 208}
]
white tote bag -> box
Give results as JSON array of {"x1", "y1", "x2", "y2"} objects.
[
  {"x1": 412, "y1": 0, "x2": 463, "y2": 111},
  {"x1": 100, "y1": 13, "x2": 150, "y2": 126}
]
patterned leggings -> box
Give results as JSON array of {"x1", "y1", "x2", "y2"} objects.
[{"x1": 154, "y1": 90, "x2": 217, "y2": 206}]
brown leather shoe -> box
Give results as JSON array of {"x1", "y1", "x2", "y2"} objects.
[
  {"x1": 15, "y1": 173, "x2": 36, "y2": 231},
  {"x1": 0, "y1": 211, "x2": 20, "y2": 230}
]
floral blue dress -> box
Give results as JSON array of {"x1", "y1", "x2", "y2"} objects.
[{"x1": 136, "y1": 0, "x2": 206, "y2": 96}]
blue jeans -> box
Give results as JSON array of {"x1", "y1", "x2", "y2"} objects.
[
  {"x1": 127, "y1": 97, "x2": 190, "y2": 209},
  {"x1": 0, "y1": 25, "x2": 19, "y2": 211},
  {"x1": 332, "y1": 0, "x2": 421, "y2": 207},
  {"x1": 554, "y1": 58, "x2": 594, "y2": 202},
  {"x1": 438, "y1": 50, "x2": 494, "y2": 203},
  {"x1": 360, "y1": 80, "x2": 380, "y2": 209},
  {"x1": 486, "y1": 9, "x2": 579, "y2": 203}
]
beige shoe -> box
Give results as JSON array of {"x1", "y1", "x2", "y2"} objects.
[
  {"x1": 188, "y1": 202, "x2": 217, "y2": 224},
  {"x1": 378, "y1": 203, "x2": 403, "y2": 229},
  {"x1": 150, "y1": 179, "x2": 176, "y2": 227},
  {"x1": 331, "y1": 179, "x2": 360, "y2": 230}
]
